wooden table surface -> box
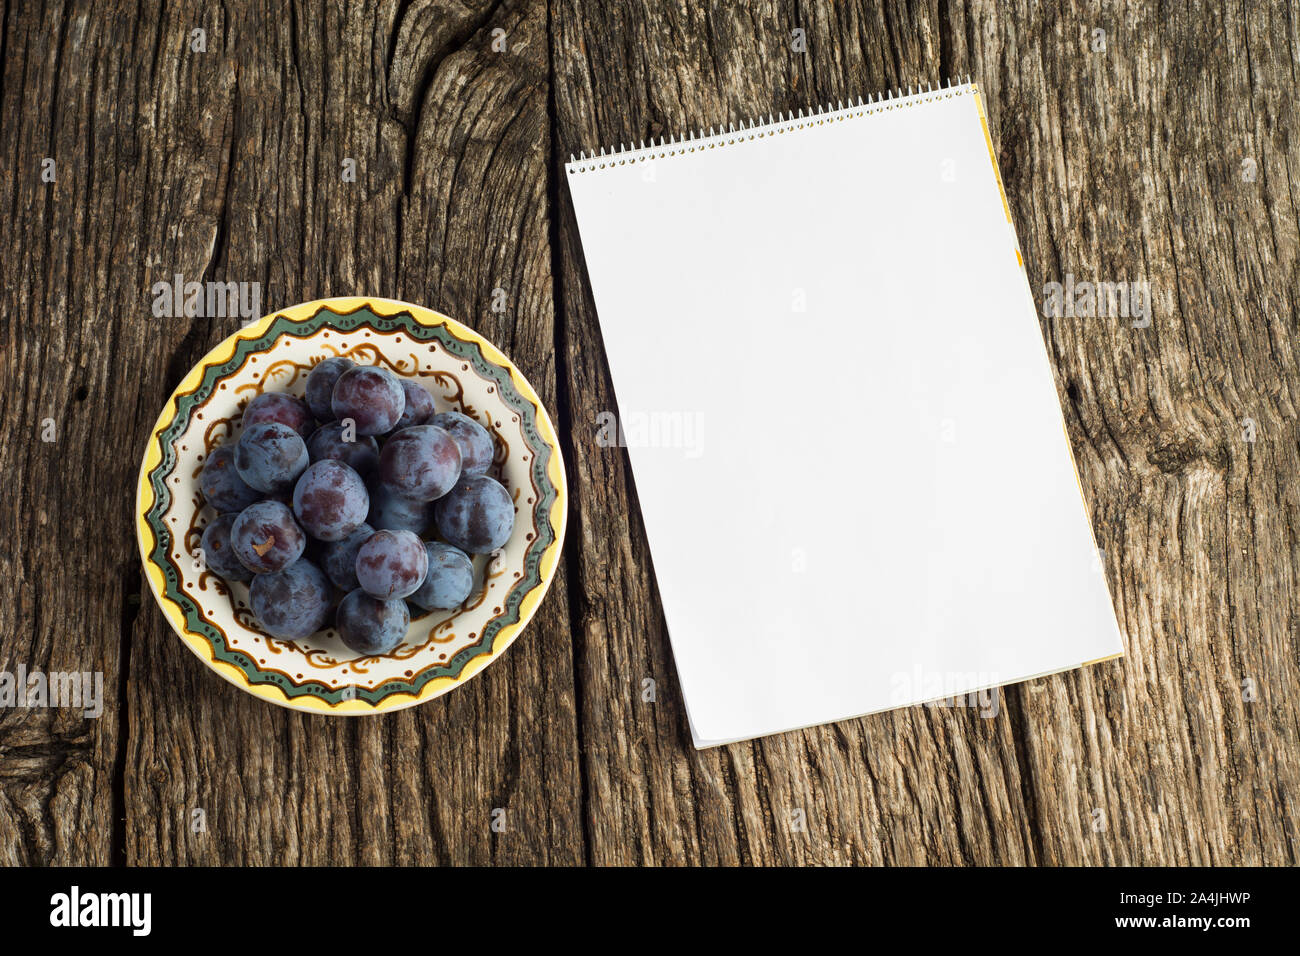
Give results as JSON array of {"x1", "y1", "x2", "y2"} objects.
[{"x1": 3, "y1": 0, "x2": 1298, "y2": 866}]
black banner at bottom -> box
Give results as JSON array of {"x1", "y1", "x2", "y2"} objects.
[{"x1": 0, "y1": 865, "x2": 1275, "y2": 942}]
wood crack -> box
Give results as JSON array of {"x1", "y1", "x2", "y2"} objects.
[{"x1": 544, "y1": 0, "x2": 593, "y2": 867}]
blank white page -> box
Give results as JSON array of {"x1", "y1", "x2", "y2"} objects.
[{"x1": 565, "y1": 83, "x2": 1124, "y2": 747}]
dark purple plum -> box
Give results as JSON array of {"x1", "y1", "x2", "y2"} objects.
[
  {"x1": 430, "y1": 411, "x2": 494, "y2": 476},
  {"x1": 243, "y1": 391, "x2": 315, "y2": 439},
  {"x1": 291, "y1": 460, "x2": 369, "y2": 541},
  {"x1": 304, "y1": 356, "x2": 355, "y2": 421},
  {"x1": 392, "y1": 379, "x2": 435, "y2": 430},
  {"x1": 408, "y1": 541, "x2": 474, "y2": 611},
  {"x1": 321, "y1": 522, "x2": 373, "y2": 591},
  {"x1": 200, "y1": 513, "x2": 253, "y2": 582},
  {"x1": 366, "y1": 479, "x2": 431, "y2": 534},
  {"x1": 306, "y1": 421, "x2": 380, "y2": 475},
  {"x1": 331, "y1": 365, "x2": 405, "y2": 436},
  {"x1": 250, "y1": 559, "x2": 333, "y2": 640},
  {"x1": 336, "y1": 589, "x2": 409, "y2": 655},
  {"x1": 355, "y1": 529, "x2": 428, "y2": 600},
  {"x1": 434, "y1": 475, "x2": 514, "y2": 554},
  {"x1": 198, "y1": 445, "x2": 261, "y2": 512},
  {"x1": 378, "y1": 425, "x2": 462, "y2": 501},
  {"x1": 231, "y1": 500, "x2": 306, "y2": 573},
  {"x1": 234, "y1": 421, "x2": 309, "y2": 493}
]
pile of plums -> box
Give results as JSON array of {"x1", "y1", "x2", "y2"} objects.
[{"x1": 198, "y1": 358, "x2": 513, "y2": 655}]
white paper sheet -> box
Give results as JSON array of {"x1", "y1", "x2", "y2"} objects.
[{"x1": 565, "y1": 83, "x2": 1125, "y2": 747}]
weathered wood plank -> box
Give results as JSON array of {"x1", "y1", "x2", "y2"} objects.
[
  {"x1": 0, "y1": 0, "x2": 580, "y2": 865},
  {"x1": 551, "y1": 0, "x2": 1300, "y2": 865},
  {"x1": 961, "y1": 0, "x2": 1300, "y2": 864},
  {"x1": 0, "y1": 0, "x2": 148, "y2": 866},
  {"x1": 123, "y1": 0, "x2": 582, "y2": 866},
  {"x1": 551, "y1": 0, "x2": 1040, "y2": 865}
]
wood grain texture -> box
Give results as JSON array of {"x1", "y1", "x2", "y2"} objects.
[
  {"x1": 550, "y1": 0, "x2": 1300, "y2": 866},
  {"x1": 0, "y1": 0, "x2": 1296, "y2": 864},
  {"x1": 552, "y1": 0, "x2": 1036, "y2": 867},
  {"x1": 121, "y1": 0, "x2": 582, "y2": 866}
]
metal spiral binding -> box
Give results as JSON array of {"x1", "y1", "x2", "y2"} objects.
[{"x1": 566, "y1": 75, "x2": 975, "y2": 175}]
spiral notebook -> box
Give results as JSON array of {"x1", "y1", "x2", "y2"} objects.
[{"x1": 565, "y1": 81, "x2": 1125, "y2": 748}]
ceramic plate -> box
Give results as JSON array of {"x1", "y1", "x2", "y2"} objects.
[{"x1": 136, "y1": 297, "x2": 567, "y2": 714}]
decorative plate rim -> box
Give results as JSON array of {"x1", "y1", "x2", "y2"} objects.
[{"x1": 135, "y1": 296, "x2": 568, "y2": 715}]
